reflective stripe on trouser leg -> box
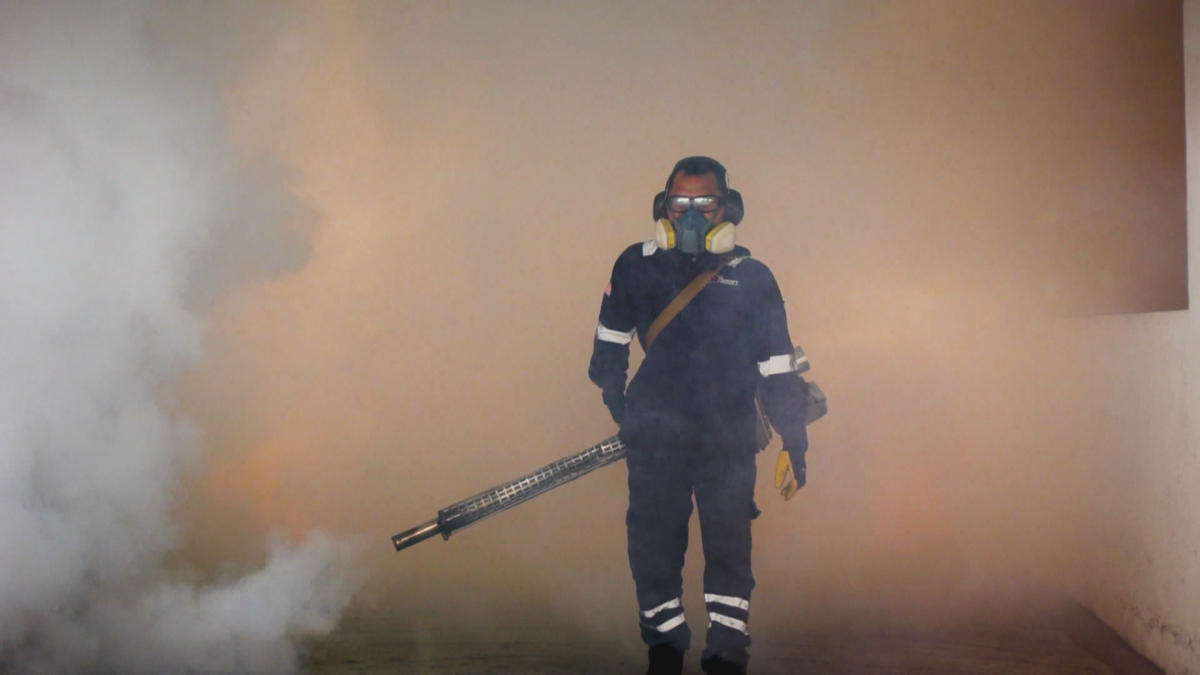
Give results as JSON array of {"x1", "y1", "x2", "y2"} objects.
[
  {"x1": 706, "y1": 594, "x2": 751, "y2": 635},
  {"x1": 640, "y1": 597, "x2": 687, "y2": 634}
]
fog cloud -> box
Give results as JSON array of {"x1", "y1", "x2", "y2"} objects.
[{"x1": 0, "y1": 2, "x2": 360, "y2": 672}]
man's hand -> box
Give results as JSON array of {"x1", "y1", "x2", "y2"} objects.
[
  {"x1": 602, "y1": 390, "x2": 626, "y2": 426},
  {"x1": 774, "y1": 449, "x2": 806, "y2": 501}
]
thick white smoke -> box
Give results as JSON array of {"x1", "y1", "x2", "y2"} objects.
[{"x1": 0, "y1": 2, "x2": 361, "y2": 673}]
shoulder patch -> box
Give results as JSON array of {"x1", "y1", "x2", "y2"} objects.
[
  {"x1": 642, "y1": 240, "x2": 659, "y2": 257},
  {"x1": 726, "y1": 255, "x2": 749, "y2": 267}
]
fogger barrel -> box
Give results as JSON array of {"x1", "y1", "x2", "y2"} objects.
[{"x1": 392, "y1": 435, "x2": 629, "y2": 551}]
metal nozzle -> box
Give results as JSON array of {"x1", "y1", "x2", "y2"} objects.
[{"x1": 392, "y1": 518, "x2": 442, "y2": 552}]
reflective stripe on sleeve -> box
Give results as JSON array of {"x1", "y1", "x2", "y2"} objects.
[
  {"x1": 708, "y1": 613, "x2": 749, "y2": 634},
  {"x1": 597, "y1": 323, "x2": 636, "y2": 345},
  {"x1": 704, "y1": 594, "x2": 749, "y2": 611},
  {"x1": 641, "y1": 598, "x2": 681, "y2": 618},
  {"x1": 758, "y1": 353, "x2": 801, "y2": 377}
]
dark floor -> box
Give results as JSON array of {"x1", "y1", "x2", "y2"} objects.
[{"x1": 300, "y1": 598, "x2": 1164, "y2": 675}]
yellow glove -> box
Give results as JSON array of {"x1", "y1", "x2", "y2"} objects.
[{"x1": 773, "y1": 449, "x2": 806, "y2": 501}]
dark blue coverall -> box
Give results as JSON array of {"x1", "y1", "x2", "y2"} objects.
[{"x1": 588, "y1": 240, "x2": 811, "y2": 670}]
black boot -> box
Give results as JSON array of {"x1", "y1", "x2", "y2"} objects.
[
  {"x1": 700, "y1": 657, "x2": 747, "y2": 675},
  {"x1": 646, "y1": 644, "x2": 684, "y2": 675}
]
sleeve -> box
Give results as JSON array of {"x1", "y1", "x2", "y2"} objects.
[
  {"x1": 755, "y1": 271, "x2": 812, "y2": 453},
  {"x1": 588, "y1": 252, "x2": 637, "y2": 396}
]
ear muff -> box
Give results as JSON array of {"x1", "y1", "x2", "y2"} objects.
[
  {"x1": 724, "y1": 188, "x2": 744, "y2": 225},
  {"x1": 652, "y1": 191, "x2": 668, "y2": 222}
]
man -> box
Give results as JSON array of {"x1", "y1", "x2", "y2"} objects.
[{"x1": 588, "y1": 156, "x2": 812, "y2": 675}]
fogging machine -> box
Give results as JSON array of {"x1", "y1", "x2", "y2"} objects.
[{"x1": 392, "y1": 345, "x2": 827, "y2": 552}]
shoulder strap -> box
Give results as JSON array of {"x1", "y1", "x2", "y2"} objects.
[{"x1": 644, "y1": 255, "x2": 731, "y2": 350}]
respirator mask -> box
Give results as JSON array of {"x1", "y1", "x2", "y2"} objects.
[{"x1": 675, "y1": 204, "x2": 732, "y2": 256}]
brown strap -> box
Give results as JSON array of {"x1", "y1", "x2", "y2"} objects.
[{"x1": 644, "y1": 256, "x2": 731, "y2": 350}]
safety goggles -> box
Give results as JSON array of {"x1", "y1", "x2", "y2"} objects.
[{"x1": 666, "y1": 194, "x2": 723, "y2": 214}]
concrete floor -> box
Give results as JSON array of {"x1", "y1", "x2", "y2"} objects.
[{"x1": 300, "y1": 599, "x2": 1164, "y2": 675}]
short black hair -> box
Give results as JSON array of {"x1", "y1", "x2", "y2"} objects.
[{"x1": 665, "y1": 156, "x2": 729, "y2": 195}]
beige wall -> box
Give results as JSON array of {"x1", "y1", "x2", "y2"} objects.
[{"x1": 1056, "y1": 2, "x2": 1200, "y2": 672}]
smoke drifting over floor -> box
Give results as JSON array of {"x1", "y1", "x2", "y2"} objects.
[{"x1": 0, "y1": 2, "x2": 361, "y2": 673}]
